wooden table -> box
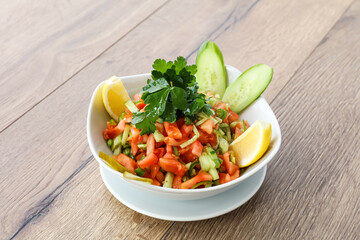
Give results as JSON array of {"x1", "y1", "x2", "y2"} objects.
[{"x1": 1, "y1": 0, "x2": 359, "y2": 239}]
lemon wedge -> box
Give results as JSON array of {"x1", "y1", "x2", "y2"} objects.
[
  {"x1": 102, "y1": 76, "x2": 130, "y2": 121},
  {"x1": 230, "y1": 120, "x2": 272, "y2": 168}
]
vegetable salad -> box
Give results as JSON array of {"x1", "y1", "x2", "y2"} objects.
[{"x1": 102, "y1": 57, "x2": 249, "y2": 189}]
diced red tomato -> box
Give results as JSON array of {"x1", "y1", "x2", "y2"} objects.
[
  {"x1": 166, "y1": 144, "x2": 173, "y2": 154},
  {"x1": 116, "y1": 154, "x2": 137, "y2": 174},
  {"x1": 234, "y1": 127, "x2": 243, "y2": 139},
  {"x1": 156, "y1": 171, "x2": 164, "y2": 183},
  {"x1": 150, "y1": 164, "x2": 160, "y2": 179},
  {"x1": 213, "y1": 102, "x2": 227, "y2": 111},
  {"x1": 172, "y1": 175, "x2": 182, "y2": 189},
  {"x1": 199, "y1": 119, "x2": 214, "y2": 134},
  {"x1": 181, "y1": 124, "x2": 193, "y2": 139},
  {"x1": 164, "y1": 122, "x2": 182, "y2": 139},
  {"x1": 152, "y1": 178, "x2": 161, "y2": 186},
  {"x1": 190, "y1": 140, "x2": 203, "y2": 157},
  {"x1": 164, "y1": 137, "x2": 187, "y2": 146},
  {"x1": 222, "y1": 152, "x2": 239, "y2": 175},
  {"x1": 227, "y1": 110, "x2": 240, "y2": 123},
  {"x1": 146, "y1": 134, "x2": 155, "y2": 155},
  {"x1": 181, "y1": 170, "x2": 213, "y2": 189},
  {"x1": 107, "y1": 121, "x2": 116, "y2": 129},
  {"x1": 219, "y1": 173, "x2": 231, "y2": 184},
  {"x1": 159, "y1": 157, "x2": 187, "y2": 177},
  {"x1": 153, "y1": 147, "x2": 166, "y2": 158},
  {"x1": 130, "y1": 127, "x2": 140, "y2": 155},
  {"x1": 230, "y1": 169, "x2": 240, "y2": 181},
  {"x1": 176, "y1": 118, "x2": 185, "y2": 129},
  {"x1": 138, "y1": 153, "x2": 158, "y2": 169},
  {"x1": 197, "y1": 129, "x2": 217, "y2": 146},
  {"x1": 133, "y1": 93, "x2": 143, "y2": 101},
  {"x1": 136, "y1": 102, "x2": 146, "y2": 110},
  {"x1": 135, "y1": 152, "x2": 145, "y2": 161},
  {"x1": 155, "y1": 122, "x2": 165, "y2": 135},
  {"x1": 117, "y1": 120, "x2": 126, "y2": 132},
  {"x1": 103, "y1": 127, "x2": 122, "y2": 140}
]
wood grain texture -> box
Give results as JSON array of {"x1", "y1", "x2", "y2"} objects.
[
  {"x1": 162, "y1": 1, "x2": 360, "y2": 239},
  {"x1": 0, "y1": 0, "x2": 167, "y2": 132},
  {"x1": 1, "y1": 0, "x2": 358, "y2": 239},
  {"x1": 0, "y1": 0, "x2": 258, "y2": 238}
]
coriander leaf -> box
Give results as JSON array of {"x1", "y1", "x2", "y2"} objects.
[
  {"x1": 186, "y1": 64, "x2": 197, "y2": 75},
  {"x1": 142, "y1": 78, "x2": 169, "y2": 94},
  {"x1": 174, "y1": 56, "x2": 187, "y2": 74},
  {"x1": 151, "y1": 70, "x2": 163, "y2": 80},
  {"x1": 164, "y1": 68, "x2": 183, "y2": 87},
  {"x1": 152, "y1": 59, "x2": 173, "y2": 74},
  {"x1": 162, "y1": 102, "x2": 177, "y2": 123},
  {"x1": 144, "y1": 88, "x2": 170, "y2": 116},
  {"x1": 170, "y1": 87, "x2": 187, "y2": 110},
  {"x1": 131, "y1": 112, "x2": 157, "y2": 135}
]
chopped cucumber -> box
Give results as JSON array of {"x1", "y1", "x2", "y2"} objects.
[
  {"x1": 219, "y1": 138, "x2": 229, "y2": 153},
  {"x1": 124, "y1": 100, "x2": 139, "y2": 113},
  {"x1": 208, "y1": 168, "x2": 219, "y2": 180},
  {"x1": 137, "y1": 143, "x2": 147, "y2": 150},
  {"x1": 163, "y1": 172, "x2": 174, "y2": 188},
  {"x1": 222, "y1": 63, "x2": 273, "y2": 113},
  {"x1": 113, "y1": 146, "x2": 121, "y2": 156},
  {"x1": 153, "y1": 129, "x2": 165, "y2": 142},
  {"x1": 121, "y1": 125, "x2": 130, "y2": 145},
  {"x1": 180, "y1": 125, "x2": 200, "y2": 148},
  {"x1": 112, "y1": 134, "x2": 122, "y2": 151},
  {"x1": 196, "y1": 41, "x2": 227, "y2": 98}
]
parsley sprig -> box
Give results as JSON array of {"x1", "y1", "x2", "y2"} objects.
[{"x1": 132, "y1": 56, "x2": 213, "y2": 135}]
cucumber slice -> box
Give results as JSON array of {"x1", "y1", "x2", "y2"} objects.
[
  {"x1": 222, "y1": 64, "x2": 273, "y2": 113},
  {"x1": 196, "y1": 41, "x2": 227, "y2": 98}
]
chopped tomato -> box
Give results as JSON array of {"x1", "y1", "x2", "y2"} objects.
[
  {"x1": 107, "y1": 121, "x2": 116, "y2": 129},
  {"x1": 164, "y1": 137, "x2": 187, "y2": 146},
  {"x1": 166, "y1": 144, "x2": 173, "y2": 154},
  {"x1": 219, "y1": 173, "x2": 231, "y2": 184},
  {"x1": 227, "y1": 110, "x2": 240, "y2": 123},
  {"x1": 135, "y1": 152, "x2": 145, "y2": 161},
  {"x1": 150, "y1": 164, "x2": 160, "y2": 179},
  {"x1": 138, "y1": 153, "x2": 158, "y2": 169},
  {"x1": 103, "y1": 127, "x2": 122, "y2": 140},
  {"x1": 159, "y1": 157, "x2": 187, "y2": 177},
  {"x1": 133, "y1": 93, "x2": 143, "y2": 101},
  {"x1": 176, "y1": 118, "x2": 185, "y2": 129},
  {"x1": 172, "y1": 175, "x2": 182, "y2": 189},
  {"x1": 156, "y1": 171, "x2": 165, "y2": 183},
  {"x1": 164, "y1": 122, "x2": 182, "y2": 139},
  {"x1": 136, "y1": 102, "x2": 146, "y2": 110},
  {"x1": 155, "y1": 122, "x2": 165, "y2": 135},
  {"x1": 234, "y1": 127, "x2": 243, "y2": 139},
  {"x1": 146, "y1": 134, "x2": 155, "y2": 155},
  {"x1": 190, "y1": 141, "x2": 203, "y2": 157},
  {"x1": 152, "y1": 178, "x2": 161, "y2": 186},
  {"x1": 197, "y1": 129, "x2": 217, "y2": 146},
  {"x1": 130, "y1": 127, "x2": 140, "y2": 155},
  {"x1": 213, "y1": 102, "x2": 227, "y2": 110},
  {"x1": 142, "y1": 134, "x2": 148, "y2": 144},
  {"x1": 230, "y1": 169, "x2": 240, "y2": 181},
  {"x1": 117, "y1": 120, "x2": 126, "y2": 132},
  {"x1": 181, "y1": 170, "x2": 213, "y2": 189},
  {"x1": 116, "y1": 154, "x2": 137, "y2": 174},
  {"x1": 199, "y1": 119, "x2": 214, "y2": 134},
  {"x1": 222, "y1": 152, "x2": 239, "y2": 175},
  {"x1": 153, "y1": 147, "x2": 166, "y2": 158},
  {"x1": 181, "y1": 124, "x2": 193, "y2": 139}
]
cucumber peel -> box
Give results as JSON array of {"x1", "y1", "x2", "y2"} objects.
[
  {"x1": 222, "y1": 63, "x2": 273, "y2": 113},
  {"x1": 196, "y1": 41, "x2": 227, "y2": 98}
]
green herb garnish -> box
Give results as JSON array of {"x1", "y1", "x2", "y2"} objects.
[{"x1": 132, "y1": 56, "x2": 213, "y2": 135}]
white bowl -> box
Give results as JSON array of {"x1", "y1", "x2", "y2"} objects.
[{"x1": 87, "y1": 65, "x2": 281, "y2": 200}]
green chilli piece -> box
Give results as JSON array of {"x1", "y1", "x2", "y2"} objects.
[
  {"x1": 123, "y1": 172, "x2": 153, "y2": 184},
  {"x1": 110, "y1": 119, "x2": 116, "y2": 125},
  {"x1": 99, "y1": 151, "x2": 127, "y2": 173},
  {"x1": 135, "y1": 167, "x2": 146, "y2": 177},
  {"x1": 191, "y1": 181, "x2": 213, "y2": 189},
  {"x1": 243, "y1": 119, "x2": 247, "y2": 131},
  {"x1": 113, "y1": 146, "x2": 121, "y2": 156},
  {"x1": 215, "y1": 109, "x2": 227, "y2": 120},
  {"x1": 173, "y1": 146, "x2": 179, "y2": 156},
  {"x1": 137, "y1": 144, "x2": 147, "y2": 150},
  {"x1": 106, "y1": 139, "x2": 113, "y2": 148}
]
